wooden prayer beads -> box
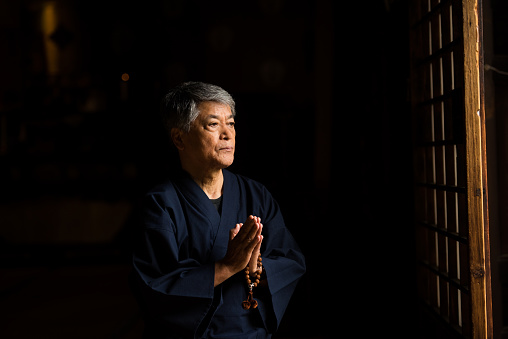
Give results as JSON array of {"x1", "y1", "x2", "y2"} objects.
[{"x1": 242, "y1": 254, "x2": 262, "y2": 310}]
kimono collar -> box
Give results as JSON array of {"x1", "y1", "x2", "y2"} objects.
[{"x1": 175, "y1": 169, "x2": 234, "y2": 220}]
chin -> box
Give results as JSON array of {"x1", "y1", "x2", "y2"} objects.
[
  {"x1": 222, "y1": 161, "x2": 234, "y2": 169},
  {"x1": 219, "y1": 157, "x2": 234, "y2": 169}
]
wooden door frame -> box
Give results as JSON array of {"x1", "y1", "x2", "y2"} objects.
[
  {"x1": 410, "y1": 0, "x2": 492, "y2": 337},
  {"x1": 462, "y1": 0, "x2": 489, "y2": 337},
  {"x1": 477, "y1": 0, "x2": 494, "y2": 335}
]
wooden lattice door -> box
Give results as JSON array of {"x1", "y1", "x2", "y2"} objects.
[{"x1": 409, "y1": 0, "x2": 492, "y2": 337}]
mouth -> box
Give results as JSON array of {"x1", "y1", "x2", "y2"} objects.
[{"x1": 219, "y1": 146, "x2": 234, "y2": 152}]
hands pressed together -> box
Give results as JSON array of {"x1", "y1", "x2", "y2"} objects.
[{"x1": 214, "y1": 215, "x2": 263, "y2": 286}]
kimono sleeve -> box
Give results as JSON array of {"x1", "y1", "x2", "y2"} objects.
[
  {"x1": 131, "y1": 192, "x2": 221, "y2": 338},
  {"x1": 256, "y1": 186, "x2": 306, "y2": 333}
]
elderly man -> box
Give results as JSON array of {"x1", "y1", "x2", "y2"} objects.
[{"x1": 132, "y1": 82, "x2": 306, "y2": 338}]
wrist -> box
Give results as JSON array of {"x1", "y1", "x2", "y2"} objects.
[{"x1": 214, "y1": 260, "x2": 235, "y2": 287}]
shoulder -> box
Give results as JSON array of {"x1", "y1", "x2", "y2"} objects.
[
  {"x1": 225, "y1": 170, "x2": 274, "y2": 200},
  {"x1": 226, "y1": 170, "x2": 284, "y2": 223},
  {"x1": 139, "y1": 179, "x2": 182, "y2": 231},
  {"x1": 145, "y1": 178, "x2": 177, "y2": 196},
  {"x1": 142, "y1": 178, "x2": 182, "y2": 211},
  {"x1": 226, "y1": 169, "x2": 264, "y2": 188}
]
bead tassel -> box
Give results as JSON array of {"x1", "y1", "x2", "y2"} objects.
[{"x1": 242, "y1": 255, "x2": 262, "y2": 310}]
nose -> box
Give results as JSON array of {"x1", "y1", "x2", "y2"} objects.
[
  {"x1": 221, "y1": 130, "x2": 230, "y2": 140},
  {"x1": 220, "y1": 125, "x2": 233, "y2": 140}
]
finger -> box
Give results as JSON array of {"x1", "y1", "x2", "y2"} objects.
[
  {"x1": 252, "y1": 235, "x2": 263, "y2": 254},
  {"x1": 236, "y1": 223, "x2": 244, "y2": 238},
  {"x1": 246, "y1": 222, "x2": 261, "y2": 242},
  {"x1": 254, "y1": 216, "x2": 262, "y2": 225},
  {"x1": 230, "y1": 223, "x2": 242, "y2": 240},
  {"x1": 248, "y1": 235, "x2": 263, "y2": 271},
  {"x1": 245, "y1": 215, "x2": 256, "y2": 227},
  {"x1": 234, "y1": 223, "x2": 242, "y2": 234},
  {"x1": 244, "y1": 235, "x2": 259, "y2": 255},
  {"x1": 251, "y1": 219, "x2": 263, "y2": 241},
  {"x1": 237, "y1": 223, "x2": 261, "y2": 253},
  {"x1": 235, "y1": 216, "x2": 257, "y2": 241}
]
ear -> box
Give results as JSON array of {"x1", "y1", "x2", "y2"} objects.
[{"x1": 171, "y1": 128, "x2": 185, "y2": 151}]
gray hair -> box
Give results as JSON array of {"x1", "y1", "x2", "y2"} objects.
[{"x1": 160, "y1": 81, "x2": 236, "y2": 133}]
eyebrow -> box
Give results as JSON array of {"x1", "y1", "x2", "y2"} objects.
[{"x1": 206, "y1": 114, "x2": 234, "y2": 120}]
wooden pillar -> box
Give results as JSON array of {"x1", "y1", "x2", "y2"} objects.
[{"x1": 462, "y1": 0, "x2": 490, "y2": 337}]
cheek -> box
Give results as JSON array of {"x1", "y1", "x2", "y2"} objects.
[
  {"x1": 208, "y1": 134, "x2": 220, "y2": 145},
  {"x1": 200, "y1": 135, "x2": 219, "y2": 152}
]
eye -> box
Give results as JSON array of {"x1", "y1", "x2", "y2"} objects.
[
  {"x1": 228, "y1": 121, "x2": 235, "y2": 127},
  {"x1": 208, "y1": 122, "x2": 218, "y2": 127}
]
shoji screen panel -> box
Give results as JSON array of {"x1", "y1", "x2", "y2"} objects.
[{"x1": 410, "y1": 0, "x2": 489, "y2": 337}]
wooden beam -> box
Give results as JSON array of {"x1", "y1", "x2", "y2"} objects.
[
  {"x1": 477, "y1": 0, "x2": 494, "y2": 336},
  {"x1": 462, "y1": 0, "x2": 488, "y2": 337}
]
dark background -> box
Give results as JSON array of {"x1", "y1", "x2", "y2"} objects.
[{"x1": 0, "y1": 0, "x2": 418, "y2": 338}]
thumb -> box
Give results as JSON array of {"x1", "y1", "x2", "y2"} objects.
[{"x1": 230, "y1": 223, "x2": 242, "y2": 240}]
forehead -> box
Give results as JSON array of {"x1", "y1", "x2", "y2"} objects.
[{"x1": 196, "y1": 101, "x2": 233, "y2": 119}]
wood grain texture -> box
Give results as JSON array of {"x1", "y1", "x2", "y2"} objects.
[{"x1": 462, "y1": 0, "x2": 488, "y2": 337}]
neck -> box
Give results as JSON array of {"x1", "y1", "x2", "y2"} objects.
[{"x1": 182, "y1": 163, "x2": 224, "y2": 199}]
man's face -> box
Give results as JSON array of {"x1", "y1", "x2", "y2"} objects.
[{"x1": 175, "y1": 101, "x2": 236, "y2": 171}]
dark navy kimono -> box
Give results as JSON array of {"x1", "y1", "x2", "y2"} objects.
[{"x1": 132, "y1": 169, "x2": 306, "y2": 339}]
